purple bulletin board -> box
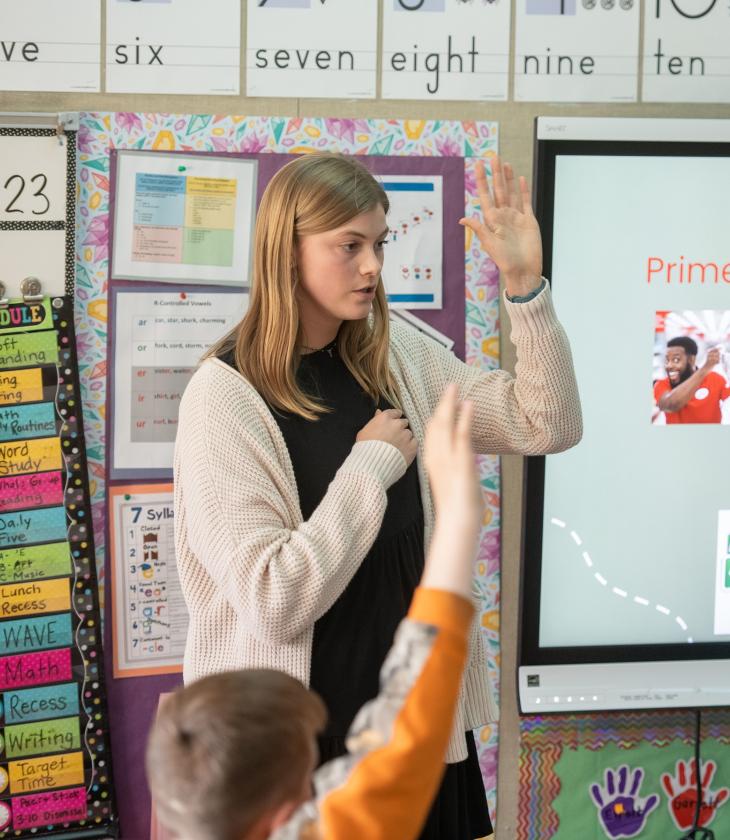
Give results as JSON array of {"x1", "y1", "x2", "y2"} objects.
[
  {"x1": 76, "y1": 114, "x2": 501, "y2": 838},
  {"x1": 251, "y1": 153, "x2": 467, "y2": 360},
  {"x1": 107, "y1": 149, "x2": 466, "y2": 365}
]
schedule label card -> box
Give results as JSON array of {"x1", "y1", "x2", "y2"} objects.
[
  {"x1": 0, "y1": 0, "x2": 100, "y2": 92},
  {"x1": 643, "y1": 0, "x2": 730, "y2": 103},
  {"x1": 107, "y1": 0, "x2": 240, "y2": 95},
  {"x1": 247, "y1": 0, "x2": 377, "y2": 98},
  {"x1": 382, "y1": 0, "x2": 510, "y2": 101},
  {"x1": 515, "y1": 0, "x2": 639, "y2": 102}
]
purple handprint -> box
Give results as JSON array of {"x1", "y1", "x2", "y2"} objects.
[{"x1": 590, "y1": 765, "x2": 659, "y2": 838}]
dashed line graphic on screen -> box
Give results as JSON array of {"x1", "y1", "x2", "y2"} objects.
[{"x1": 550, "y1": 518, "x2": 693, "y2": 642}]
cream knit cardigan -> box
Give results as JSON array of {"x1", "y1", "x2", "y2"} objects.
[{"x1": 173, "y1": 286, "x2": 582, "y2": 762}]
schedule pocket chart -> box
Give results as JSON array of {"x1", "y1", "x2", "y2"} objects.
[{"x1": 0, "y1": 297, "x2": 115, "y2": 837}]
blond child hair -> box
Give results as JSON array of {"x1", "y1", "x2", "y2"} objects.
[{"x1": 146, "y1": 669, "x2": 326, "y2": 840}]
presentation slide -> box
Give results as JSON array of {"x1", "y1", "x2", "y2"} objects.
[{"x1": 540, "y1": 153, "x2": 730, "y2": 649}]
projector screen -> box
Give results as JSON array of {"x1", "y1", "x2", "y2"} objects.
[{"x1": 519, "y1": 118, "x2": 730, "y2": 714}]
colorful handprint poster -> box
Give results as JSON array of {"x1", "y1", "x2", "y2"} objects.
[{"x1": 550, "y1": 739, "x2": 730, "y2": 839}]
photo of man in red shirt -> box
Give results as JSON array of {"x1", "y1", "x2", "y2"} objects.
[{"x1": 654, "y1": 336, "x2": 730, "y2": 424}]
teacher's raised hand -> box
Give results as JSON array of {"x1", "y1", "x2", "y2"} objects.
[{"x1": 459, "y1": 156, "x2": 543, "y2": 299}]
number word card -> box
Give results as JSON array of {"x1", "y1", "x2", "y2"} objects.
[
  {"x1": 107, "y1": 0, "x2": 240, "y2": 94},
  {"x1": 515, "y1": 0, "x2": 640, "y2": 102},
  {"x1": 247, "y1": 0, "x2": 377, "y2": 98},
  {"x1": 382, "y1": 0, "x2": 510, "y2": 101},
  {"x1": 643, "y1": 0, "x2": 730, "y2": 102},
  {"x1": 0, "y1": 0, "x2": 100, "y2": 92}
]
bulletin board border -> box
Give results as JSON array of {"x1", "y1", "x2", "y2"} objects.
[{"x1": 76, "y1": 112, "x2": 502, "y2": 831}]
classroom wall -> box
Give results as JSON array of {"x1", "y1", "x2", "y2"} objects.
[{"x1": 2, "y1": 3, "x2": 728, "y2": 837}]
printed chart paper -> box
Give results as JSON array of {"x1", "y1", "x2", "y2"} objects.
[
  {"x1": 247, "y1": 0, "x2": 377, "y2": 98},
  {"x1": 643, "y1": 0, "x2": 730, "y2": 103},
  {"x1": 0, "y1": 297, "x2": 115, "y2": 835},
  {"x1": 112, "y1": 151, "x2": 257, "y2": 285},
  {"x1": 110, "y1": 484, "x2": 187, "y2": 677},
  {"x1": 515, "y1": 0, "x2": 640, "y2": 102},
  {"x1": 107, "y1": 0, "x2": 240, "y2": 95},
  {"x1": 381, "y1": 175, "x2": 443, "y2": 309},
  {"x1": 0, "y1": 0, "x2": 100, "y2": 92},
  {"x1": 382, "y1": 0, "x2": 510, "y2": 101},
  {"x1": 110, "y1": 287, "x2": 248, "y2": 478}
]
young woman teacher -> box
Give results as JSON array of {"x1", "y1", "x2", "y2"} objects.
[{"x1": 173, "y1": 153, "x2": 582, "y2": 839}]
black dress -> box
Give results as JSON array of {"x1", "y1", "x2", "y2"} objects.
[{"x1": 224, "y1": 343, "x2": 493, "y2": 839}]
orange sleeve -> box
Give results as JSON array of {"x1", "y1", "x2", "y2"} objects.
[{"x1": 317, "y1": 588, "x2": 474, "y2": 840}]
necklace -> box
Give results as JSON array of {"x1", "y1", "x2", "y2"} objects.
[{"x1": 300, "y1": 339, "x2": 337, "y2": 357}]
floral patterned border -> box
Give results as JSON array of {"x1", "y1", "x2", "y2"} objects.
[{"x1": 75, "y1": 112, "x2": 501, "y2": 816}]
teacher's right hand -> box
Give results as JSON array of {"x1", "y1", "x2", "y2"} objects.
[{"x1": 357, "y1": 408, "x2": 418, "y2": 467}]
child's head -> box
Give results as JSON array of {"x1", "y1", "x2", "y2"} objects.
[
  {"x1": 209, "y1": 153, "x2": 400, "y2": 419},
  {"x1": 147, "y1": 669, "x2": 326, "y2": 840}
]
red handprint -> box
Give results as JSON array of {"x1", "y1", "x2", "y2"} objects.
[{"x1": 661, "y1": 758, "x2": 729, "y2": 831}]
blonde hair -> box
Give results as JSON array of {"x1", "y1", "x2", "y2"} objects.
[
  {"x1": 146, "y1": 670, "x2": 326, "y2": 840},
  {"x1": 208, "y1": 153, "x2": 401, "y2": 419}
]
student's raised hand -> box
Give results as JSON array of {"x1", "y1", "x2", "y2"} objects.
[
  {"x1": 423, "y1": 384, "x2": 482, "y2": 533},
  {"x1": 357, "y1": 407, "x2": 418, "y2": 467},
  {"x1": 459, "y1": 156, "x2": 543, "y2": 298},
  {"x1": 421, "y1": 385, "x2": 483, "y2": 598}
]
